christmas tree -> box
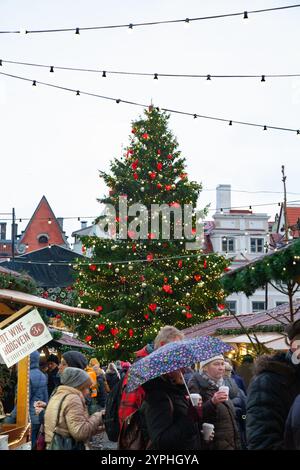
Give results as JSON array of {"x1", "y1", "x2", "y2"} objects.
[{"x1": 73, "y1": 107, "x2": 228, "y2": 360}]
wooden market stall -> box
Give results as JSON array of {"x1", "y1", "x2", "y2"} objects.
[{"x1": 0, "y1": 288, "x2": 98, "y2": 449}]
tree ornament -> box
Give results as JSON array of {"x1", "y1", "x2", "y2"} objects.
[
  {"x1": 149, "y1": 171, "x2": 157, "y2": 180},
  {"x1": 132, "y1": 128, "x2": 137, "y2": 134},
  {"x1": 144, "y1": 313, "x2": 150, "y2": 320},
  {"x1": 142, "y1": 282, "x2": 147, "y2": 288},
  {"x1": 194, "y1": 274, "x2": 202, "y2": 282},
  {"x1": 55, "y1": 314, "x2": 61, "y2": 319},
  {"x1": 131, "y1": 159, "x2": 139, "y2": 170},
  {"x1": 120, "y1": 276, "x2": 126, "y2": 284},
  {"x1": 132, "y1": 244, "x2": 137, "y2": 252},
  {"x1": 142, "y1": 133, "x2": 150, "y2": 140},
  {"x1": 224, "y1": 267, "x2": 231, "y2": 272},
  {"x1": 147, "y1": 253, "x2": 154, "y2": 262},
  {"x1": 157, "y1": 162, "x2": 163, "y2": 171},
  {"x1": 162, "y1": 284, "x2": 173, "y2": 294},
  {"x1": 97, "y1": 324, "x2": 106, "y2": 332},
  {"x1": 149, "y1": 303, "x2": 157, "y2": 312},
  {"x1": 157, "y1": 183, "x2": 163, "y2": 189},
  {"x1": 110, "y1": 328, "x2": 119, "y2": 336},
  {"x1": 96, "y1": 305, "x2": 103, "y2": 312},
  {"x1": 89, "y1": 264, "x2": 97, "y2": 271},
  {"x1": 129, "y1": 265, "x2": 134, "y2": 271},
  {"x1": 182, "y1": 309, "x2": 186, "y2": 314},
  {"x1": 178, "y1": 260, "x2": 183, "y2": 268},
  {"x1": 157, "y1": 149, "x2": 161, "y2": 155},
  {"x1": 186, "y1": 312, "x2": 193, "y2": 319},
  {"x1": 171, "y1": 184, "x2": 176, "y2": 189},
  {"x1": 114, "y1": 342, "x2": 120, "y2": 349},
  {"x1": 85, "y1": 335, "x2": 92, "y2": 342},
  {"x1": 167, "y1": 154, "x2": 173, "y2": 160},
  {"x1": 217, "y1": 304, "x2": 226, "y2": 312},
  {"x1": 203, "y1": 260, "x2": 208, "y2": 269},
  {"x1": 165, "y1": 185, "x2": 172, "y2": 191},
  {"x1": 115, "y1": 268, "x2": 120, "y2": 273},
  {"x1": 133, "y1": 172, "x2": 139, "y2": 180},
  {"x1": 128, "y1": 329, "x2": 134, "y2": 337},
  {"x1": 141, "y1": 187, "x2": 145, "y2": 192}
]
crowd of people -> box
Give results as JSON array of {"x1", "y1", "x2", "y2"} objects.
[{"x1": 2, "y1": 320, "x2": 300, "y2": 450}]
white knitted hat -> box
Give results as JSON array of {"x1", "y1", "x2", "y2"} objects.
[{"x1": 200, "y1": 355, "x2": 224, "y2": 369}]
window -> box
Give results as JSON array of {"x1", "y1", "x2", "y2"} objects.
[
  {"x1": 38, "y1": 235, "x2": 49, "y2": 244},
  {"x1": 252, "y1": 301, "x2": 266, "y2": 313},
  {"x1": 226, "y1": 301, "x2": 237, "y2": 314},
  {"x1": 250, "y1": 238, "x2": 264, "y2": 253},
  {"x1": 222, "y1": 237, "x2": 235, "y2": 252},
  {"x1": 0, "y1": 223, "x2": 6, "y2": 240}
]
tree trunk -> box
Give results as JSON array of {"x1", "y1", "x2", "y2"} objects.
[{"x1": 288, "y1": 281, "x2": 294, "y2": 323}]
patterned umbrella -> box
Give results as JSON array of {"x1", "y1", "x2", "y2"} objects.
[{"x1": 126, "y1": 336, "x2": 233, "y2": 392}]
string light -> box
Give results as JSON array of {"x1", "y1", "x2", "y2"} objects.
[
  {"x1": 0, "y1": 4, "x2": 298, "y2": 35},
  {"x1": 2, "y1": 59, "x2": 300, "y2": 82},
  {"x1": 0, "y1": 70, "x2": 299, "y2": 135}
]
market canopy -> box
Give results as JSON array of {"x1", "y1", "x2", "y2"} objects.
[{"x1": 0, "y1": 288, "x2": 98, "y2": 316}]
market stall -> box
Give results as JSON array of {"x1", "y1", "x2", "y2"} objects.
[{"x1": 0, "y1": 288, "x2": 98, "y2": 449}]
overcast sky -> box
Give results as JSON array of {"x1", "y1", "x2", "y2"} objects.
[{"x1": 0, "y1": 0, "x2": 299, "y2": 244}]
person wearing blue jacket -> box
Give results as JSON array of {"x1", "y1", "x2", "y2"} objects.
[{"x1": 4, "y1": 350, "x2": 48, "y2": 448}]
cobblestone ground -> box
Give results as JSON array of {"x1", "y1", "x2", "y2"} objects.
[{"x1": 89, "y1": 432, "x2": 117, "y2": 450}]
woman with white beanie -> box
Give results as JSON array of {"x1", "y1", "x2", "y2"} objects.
[
  {"x1": 188, "y1": 355, "x2": 240, "y2": 450},
  {"x1": 44, "y1": 367, "x2": 104, "y2": 450}
]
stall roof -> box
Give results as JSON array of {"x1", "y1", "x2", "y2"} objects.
[
  {"x1": 0, "y1": 288, "x2": 98, "y2": 316},
  {"x1": 48, "y1": 328, "x2": 94, "y2": 350}
]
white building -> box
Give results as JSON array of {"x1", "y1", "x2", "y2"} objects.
[
  {"x1": 208, "y1": 185, "x2": 288, "y2": 314},
  {"x1": 72, "y1": 221, "x2": 109, "y2": 255}
]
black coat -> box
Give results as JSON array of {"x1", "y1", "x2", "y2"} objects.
[
  {"x1": 96, "y1": 374, "x2": 107, "y2": 407},
  {"x1": 285, "y1": 395, "x2": 300, "y2": 449},
  {"x1": 246, "y1": 353, "x2": 300, "y2": 450},
  {"x1": 188, "y1": 373, "x2": 241, "y2": 450},
  {"x1": 142, "y1": 377, "x2": 201, "y2": 450},
  {"x1": 106, "y1": 371, "x2": 120, "y2": 391}
]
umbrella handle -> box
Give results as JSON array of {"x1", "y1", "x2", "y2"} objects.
[{"x1": 180, "y1": 371, "x2": 192, "y2": 401}]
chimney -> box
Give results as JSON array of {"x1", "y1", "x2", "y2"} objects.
[
  {"x1": 216, "y1": 184, "x2": 231, "y2": 213},
  {"x1": 81, "y1": 221, "x2": 87, "y2": 229},
  {"x1": 57, "y1": 218, "x2": 64, "y2": 229}
]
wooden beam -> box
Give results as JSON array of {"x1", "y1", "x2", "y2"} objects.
[
  {"x1": 0, "y1": 305, "x2": 32, "y2": 329},
  {"x1": 0, "y1": 302, "x2": 15, "y2": 315},
  {"x1": 16, "y1": 355, "x2": 30, "y2": 427}
]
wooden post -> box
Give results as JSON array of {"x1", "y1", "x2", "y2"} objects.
[{"x1": 16, "y1": 355, "x2": 30, "y2": 427}]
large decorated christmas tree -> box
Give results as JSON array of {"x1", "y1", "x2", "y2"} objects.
[{"x1": 72, "y1": 107, "x2": 228, "y2": 360}]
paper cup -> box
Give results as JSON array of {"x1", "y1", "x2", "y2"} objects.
[
  {"x1": 202, "y1": 423, "x2": 214, "y2": 441},
  {"x1": 190, "y1": 393, "x2": 201, "y2": 407},
  {"x1": 219, "y1": 385, "x2": 229, "y2": 399}
]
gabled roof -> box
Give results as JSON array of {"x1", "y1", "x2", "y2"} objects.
[{"x1": 18, "y1": 196, "x2": 69, "y2": 252}]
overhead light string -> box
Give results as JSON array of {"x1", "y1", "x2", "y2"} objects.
[{"x1": 0, "y1": 70, "x2": 299, "y2": 135}]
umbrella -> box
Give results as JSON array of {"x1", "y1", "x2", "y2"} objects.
[{"x1": 126, "y1": 336, "x2": 233, "y2": 393}]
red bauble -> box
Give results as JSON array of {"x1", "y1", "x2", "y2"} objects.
[
  {"x1": 147, "y1": 253, "x2": 154, "y2": 262},
  {"x1": 114, "y1": 342, "x2": 120, "y2": 349},
  {"x1": 131, "y1": 128, "x2": 137, "y2": 134},
  {"x1": 180, "y1": 173, "x2": 187, "y2": 180},
  {"x1": 128, "y1": 329, "x2": 134, "y2": 337},
  {"x1": 167, "y1": 154, "x2": 173, "y2": 160},
  {"x1": 144, "y1": 314, "x2": 150, "y2": 320},
  {"x1": 164, "y1": 277, "x2": 168, "y2": 283},
  {"x1": 192, "y1": 228, "x2": 196, "y2": 235},
  {"x1": 132, "y1": 244, "x2": 137, "y2": 252},
  {"x1": 170, "y1": 202, "x2": 180, "y2": 208},
  {"x1": 89, "y1": 264, "x2": 97, "y2": 271},
  {"x1": 42, "y1": 291, "x2": 49, "y2": 298},
  {"x1": 148, "y1": 233, "x2": 155, "y2": 240},
  {"x1": 186, "y1": 313, "x2": 193, "y2": 319},
  {"x1": 140, "y1": 275, "x2": 145, "y2": 281},
  {"x1": 81, "y1": 245, "x2": 86, "y2": 253},
  {"x1": 97, "y1": 324, "x2": 106, "y2": 332},
  {"x1": 96, "y1": 305, "x2": 103, "y2": 312},
  {"x1": 133, "y1": 172, "x2": 139, "y2": 180},
  {"x1": 120, "y1": 277, "x2": 126, "y2": 284},
  {"x1": 178, "y1": 260, "x2": 183, "y2": 268},
  {"x1": 157, "y1": 183, "x2": 163, "y2": 190},
  {"x1": 157, "y1": 162, "x2": 163, "y2": 171},
  {"x1": 149, "y1": 171, "x2": 157, "y2": 180},
  {"x1": 157, "y1": 149, "x2": 161, "y2": 155},
  {"x1": 194, "y1": 274, "x2": 202, "y2": 282},
  {"x1": 186, "y1": 305, "x2": 191, "y2": 310},
  {"x1": 203, "y1": 260, "x2": 208, "y2": 269},
  {"x1": 162, "y1": 284, "x2": 173, "y2": 294},
  {"x1": 142, "y1": 133, "x2": 149, "y2": 140},
  {"x1": 128, "y1": 230, "x2": 136, "y2": 239},
  {"x1": 224, "y1": 267, "x2": 231, "y2": 272},
  {"x1": 85, "y1": 335, "x2": 92, "y2": 342},
  {"x1": 110, "y1": 328, "x2": 119, "y2": 336},
  {"x1": 165, "y1": 185, "x2": 172, "y2": 191},
  {"x1": 217, "y1": 304, "x2": 226, "y2": 311},
  {"x1": 149, "y1": 303, "x2": 157, "y2": 312},
  {"x1": 55, "y1": 314, "x2": 61, "y2": 319},
  {"x1": 131, "y1": 160, "x2": 139, "y2": 170}
]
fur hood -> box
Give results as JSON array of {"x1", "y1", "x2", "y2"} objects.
[{"x1": 254, "y1": 352, "x2": 297, "y2": 378}]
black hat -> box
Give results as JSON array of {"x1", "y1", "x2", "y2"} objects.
[
  {"x1": 47, "y1": 354, "x2": 59, "y2": 365},
  {"x1": 62, "y1": 351, "x2": 88, "y2": 370},
  {"x1": 285, "y1": 319, "x2": 300, "y2": 341}
]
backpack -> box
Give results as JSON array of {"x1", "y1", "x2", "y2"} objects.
[
  {"x1": 118, "y1": 395, "x2": 173, "y2": 450},
  {"x1": 103, "y1": 377, "x2": 124, "y2": 442}
]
